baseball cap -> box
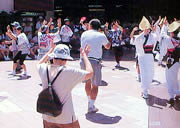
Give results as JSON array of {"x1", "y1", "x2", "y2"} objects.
[
  {"x1": 11, "y1": 21, "x2": 20, "y2": 27},
  {"x1": 16, "y1": 25, "x2": 23, "y2": 30},
  {"x1": 48, "y1": 44, "x2": 73, "y2": 60},
  {"x1": 64, "y1": 18, "x2": 70, "y2": 22},
  {"x1": 80, "y1": 17, "x2": 87, "y2": 23}
]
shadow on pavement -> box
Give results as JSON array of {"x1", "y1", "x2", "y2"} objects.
[
  {"x1": 85, "y1": 113, "x2": 121, "y2": 124},
  {"x1": 169, "y1": 100, "x2": 180, "y2": 111},
  {"x1": 112, "y1": 66, "x2": 130, "y2": 71},
  {"x1": 152, "y1": 80, "x2": 162, "y2": 85},
  {"x1": 100, "y1": 80, "x2": 108, "y2": 86},
  {"x1": 8, "y1": 74, "x2": 31, "y2": 80},
  {"x1": 17, "y1": 75, "x2": 31, "y2": 80},
  {"x1": 0, "y1": 96, "x2": 8, "y2": 102},
  {"x1": 145, "y1": 95, "x2": 168, "y2": 109}
]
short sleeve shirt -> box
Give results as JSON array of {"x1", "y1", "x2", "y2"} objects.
[
  {"x1": 81, "y1": 30, "x2": 108, "y2": 59},
  {"x1": 107, "y1": 29, "x2": 122, "y2": 47},
  {"x1": 17, "y1": 33, "x2": 30, "y2": 54},
  {"x1": 37, "y1": 63, "x2": 87, "y2": 124}
]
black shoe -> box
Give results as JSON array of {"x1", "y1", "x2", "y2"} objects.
[
  {"x1": 175, "y1": 95, "x2": 180, "y2": 100},
  {"x1": 168, "y1": 98, "x2": 174, "y2": 104}
]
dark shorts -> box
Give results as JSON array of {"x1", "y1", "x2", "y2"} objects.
[
  {"x1": 112, "y1": 46, "x2": 123, "y2": 57},
  {"x1": 80, "y1": 59, "x2": 102, "y2": 86},
  {"x1": 13, "y1": 51, "x2": 28, "y2": 65}
]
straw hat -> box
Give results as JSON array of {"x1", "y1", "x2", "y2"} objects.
[
  {"x1": 139, "y1": 16, "x2": 151, "y2": 30},
  {"x1": 168, "y1": 21, "x2": 180, "y2": 32}
]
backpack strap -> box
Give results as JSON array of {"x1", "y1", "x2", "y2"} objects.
[{"x1": 46, "y1": 65, "x2": 64, "y2": 86}]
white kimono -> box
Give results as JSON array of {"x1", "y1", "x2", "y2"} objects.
[
  {"x1": 134, "y1": 32, "x2": 156, "y2": 93},
  {"x1": 164, "y1": 36, "x2": 180, "y2": 98}
]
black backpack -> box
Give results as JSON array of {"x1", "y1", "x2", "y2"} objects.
[{"x1": 37, "y1": 65, "x2": 64, "y2": 117}]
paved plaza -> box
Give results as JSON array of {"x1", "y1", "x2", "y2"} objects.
[{"x1": 0, "y1": 51, "x2": 180, "y2": 128}]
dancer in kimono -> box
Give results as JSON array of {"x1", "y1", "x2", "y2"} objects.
[
  {"x1": 133, "y1": 16, "x2": 156, "y2": 99},
  {"x1": 164, "y1": 21, "x2": 180, "y2": 104},
  {"x1": 158, "y1": 17, "x2": 169, "y2": 65}
]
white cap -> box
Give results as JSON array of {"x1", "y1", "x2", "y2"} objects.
[{"x1": 48, "y1": 44, "x2": 73, "y2": 60}]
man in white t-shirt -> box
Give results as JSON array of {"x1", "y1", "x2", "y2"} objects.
[
  {"x1": 80, "y1": 19, "x2": 111, "y2": 113},
  {"x1": 60, "y1": 19, "x2": 73, "y2": 47},
  {"x1": 37, "y1": 42, "x2": 93, "y2": 128}
]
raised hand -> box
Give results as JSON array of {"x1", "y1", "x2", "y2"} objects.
[
  {"x1": 105, "y1": 22, "x2": 109, "y2": 28},
  {"x1": 7, "y1": 25, "x2": 10, "y2": 31},
  {"x1": 57, "y1": 18, "x2": 61, "y2": 23},
  {"x1": 43, "y1": 20, "x2": 47, "y2": 25},
  {"x1": 133, "y1": 27, "x2": 139, "y2": 31},
  {"x1": 49, "y1": 18, "x2": 53, "y2": 23}
]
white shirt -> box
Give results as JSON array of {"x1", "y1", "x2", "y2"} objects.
[
  {"x1": 37, "y1": 63, "x2": 87, "y2": 124},
  {"x1": 60, "y1": 25, "x2": 73, "y2": 42},
  {"x1": 81, "y1": 30, "x2": 108, "y2": 59},
  {"x1": 49, "y1": 30, "x2": 61, "y2": 43},
  {"x1": 134, "y1": 32, "x2": 156, "y2": 57},
  {"x1": 17, "y1": 33, "x2": 30, "y2": 54}
]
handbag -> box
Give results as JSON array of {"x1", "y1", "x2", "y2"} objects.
[{"x1": 37, "y1": 65, "x2": 64, "y2": 117}]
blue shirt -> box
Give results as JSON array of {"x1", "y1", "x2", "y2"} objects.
[{"x1": 107, "y1": 29, "x2": 122, "y2": 47}]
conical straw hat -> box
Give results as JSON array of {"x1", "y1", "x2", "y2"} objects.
[
  {"x1": 168, "y1": 21, "x2": 180, "y2": 32},
  {"x1": 139, "y1": 16, "x2": 151, "y2": 31}
]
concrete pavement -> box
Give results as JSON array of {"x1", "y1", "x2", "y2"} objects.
[{"x1": 0, "y1": 52, "x2": 179, "y2": 128}]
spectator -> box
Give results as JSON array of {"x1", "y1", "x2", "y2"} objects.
[
  {"x1": 60, "y1": 18, "x2": 73, "y2": 48},
  {"x1": 0, "y1": 30, "x2": 5, "y2": 40},
  {"x1": 37, "y1": 42, "x2": 93, "y2": 128},
  {"x1": 6, "y1": 25, "x2": 30, "y2": 76},
  {"x1": 36, "y1": 16, "x2": 44, "y2": 30},
  {"x1": 0, "y1": 39, "x2": 10, "y2": 60},
  {"x1": 24, "y1": 23, "x2": 33, "y2": 40}
]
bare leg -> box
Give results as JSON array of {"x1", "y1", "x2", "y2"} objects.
[
  {"x1": 90, "y1": 85, "x2": 98, "y2": 100},
  {"x1": 21, "y1": 64, "x2": 27, "y2": 72},
  {"x1": 85, "y1": 80, "x2": 92, "y2": 97},
  {"x1": 13, "y1": 63, "x2": 18, "y2": 71}
]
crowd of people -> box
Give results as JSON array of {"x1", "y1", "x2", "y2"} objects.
[
  {"x1": 0, "y1": 15, "x2": 179, "y2": 128},
  {"x1": 0, "y1": 16, "x2": 134, "y2": 62}
]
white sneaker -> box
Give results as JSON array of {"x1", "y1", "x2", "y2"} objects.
[
  {"x1": 23, "y1": 72, "x2": 28, "y2": 76},
  {"x1": 11, "y1": 71, "x2": 16, "y2": 76},
  {"x1": 88, "y1": 105, "x2": 99, "y2": 113},
  {"x1": 4, "y1": 56, "x2": 8, "y2": 61},
  {"x1": 115, "y1": 64, "x2": 120, "y2": 68},
  {"x1": 6, "y1": 56, "x2": 10, "y2": 61}
]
